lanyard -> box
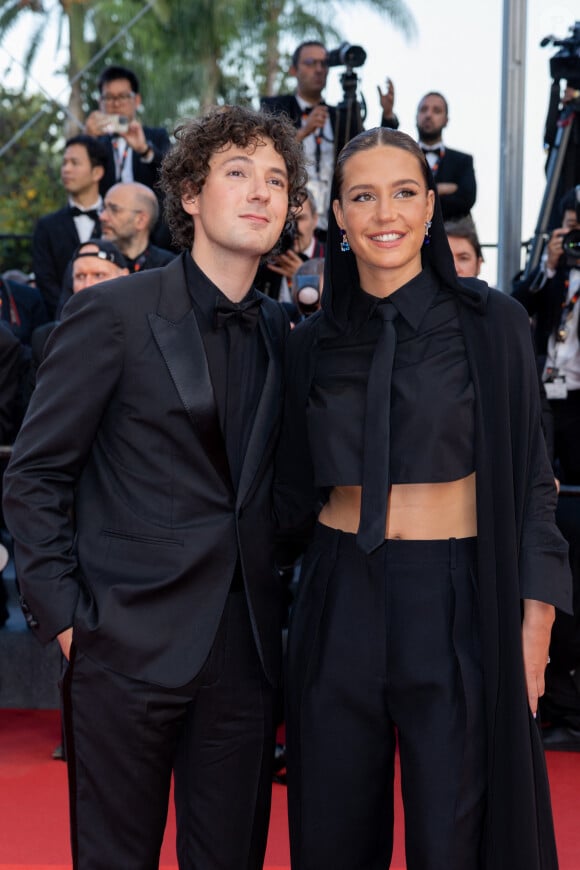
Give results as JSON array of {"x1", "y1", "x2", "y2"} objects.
[
  {"x1": 556, "y1": 280, "x2": 575, "y2": 343},
  {"x1": 112, "y1": 137, "x2": 129, "y2": 181}
]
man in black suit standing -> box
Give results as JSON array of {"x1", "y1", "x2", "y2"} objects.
[
  {"x1": 32, "y1": 135, "x2": 107, "y2": 317},
  {"x1": 261, "y1": 40, "x2": 398, "y2": 236},
  {"x1": 416, "y1": 91, "x2": 477, "y2": 221},
  {"x1": 3, "y1": 105, "x2": 307, "y2": 870}
]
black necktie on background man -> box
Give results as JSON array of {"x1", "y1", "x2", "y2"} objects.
[
  {"x1": 357, "y1": 300, "x2": 398, "y2": 553},
  {"x1": 214, "y1": 295, "x2": 262, "y2": 486}
]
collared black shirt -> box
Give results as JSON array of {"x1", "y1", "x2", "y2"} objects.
[
  {"x1": 307, "y1": 266, "x2": 475, "y2": 485},
  {"x1": 184, "y1": 253, "x2": 267, "y2": 487}
]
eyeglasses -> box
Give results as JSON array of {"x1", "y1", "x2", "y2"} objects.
[
  {"x1": 100, "y1": 92, "x2": 136, "y2": 105},
  {"x1": 100, "y1": 201, "x2": 141, "y2": 216},
  {"x1": 300, "y1": 58, "x2": 329, "y2": 69}
]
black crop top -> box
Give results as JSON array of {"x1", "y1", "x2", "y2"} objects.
[{"x1": 306, "y1": 269, "x2": 475, "y2": 486}]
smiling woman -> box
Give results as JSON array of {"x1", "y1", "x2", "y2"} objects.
[{"x1": 275, "y1": 126, "x2": 572, "y2": 869}]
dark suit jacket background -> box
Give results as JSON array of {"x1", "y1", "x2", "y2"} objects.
[
  {"x1": 0, "y1": 279, "x2": 49, "y2": 346},
  {"x1": 97, "y1": 126, "x2": 171, "y2": 195},
  {"x1": 512, "y1": 261, "x2": 572, "y2": 359},
  {"x1": 0, "y1": 324, "x2": 23, "y2": 444},
  {"x1": 435, "y1": 147, "x2": 476, "y2": 221},
  {"x1": 3, "y1": 254, "x2": 287, "y2": 688},
  {"x1": 32, "y1": 207, "x2": 99, "y2": 318},
  {"x1": 98, "y1": 126, "x2": 173, "y2": 249},
  {"x1": 260, "y1": 94, "x2": 363, "y2": 157}
]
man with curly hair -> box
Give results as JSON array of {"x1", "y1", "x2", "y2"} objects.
[{"x1": 3, "y1": 105, "x2": 307, "y2": 870}]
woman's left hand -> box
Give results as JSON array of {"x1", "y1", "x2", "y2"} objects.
[{"x1": 522, "y1": 598, "x2": 555, "y2": 716}]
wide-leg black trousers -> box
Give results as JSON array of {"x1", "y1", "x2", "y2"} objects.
[
  {"x1": 287, "y1": 525, "x2": 486, "y2": 870},
  {"x1": 62, "y1": 587, "x2": 276, "y2": 870}
]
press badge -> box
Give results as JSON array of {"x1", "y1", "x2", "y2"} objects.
[{"x1": 544, "y1": 371, "x2": 568, "y2": 400}]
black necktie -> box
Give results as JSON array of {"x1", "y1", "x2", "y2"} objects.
[
  {"x1": 214, "y1": 297, "x2": 262, "y2": 332},
  {"x1": 357, "y1": 301, "x2": 398, "y2": 554},
  {"x1": 70, "y1": 206, "x2": 100, "y2": 222},
  {"x1": 214, "y1": 295, "x2": 262, "y2": 486}
]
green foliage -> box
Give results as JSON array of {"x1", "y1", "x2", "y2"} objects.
[
  {"x1": 0, "y1": 0, "x2": 418, "y2": 270},
  {"x1": 0, "y1": 87, "x2": 64, "y2": 270}
]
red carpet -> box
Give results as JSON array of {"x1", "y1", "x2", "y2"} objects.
[{"x1": 1, "y1": 709, "x2": 579, "y2": 869}]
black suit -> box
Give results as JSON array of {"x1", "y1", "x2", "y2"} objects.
[
  {"x1": 260, "y1": 93, "x2": 397, "y2": 157},
  {"x1": 432, "y1": 147, "x2": 477, "y2": 221},
  {"x1": 32, "y1": 206, "x2": 100, "y2": 318},
  {"x1": 97, "y1": 125, "x2": 171, "y2": 195},
  {"x1": 3, "y1": 254, "x2": 287, "y2": 868},
  {"x1": 98, "y1": 126, "x2": 173, "y2": 249},
  {"x1": 260, "y1": 93, "x2": 363, "y2": 155}
]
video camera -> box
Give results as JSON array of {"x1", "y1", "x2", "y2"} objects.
[
  {"x1": 327, "y1": 42, "x2": 367, "y2": 71},
  {"x1": 541, "y1": 20, "x2": 580, "y2": 87}
]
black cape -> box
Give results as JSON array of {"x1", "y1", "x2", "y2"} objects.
[{"x1": 275, "y1": 133, "x2": 572, "y2": 868}]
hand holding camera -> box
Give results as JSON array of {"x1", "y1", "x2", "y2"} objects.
[{"x1": 84, "y1": 112, "x2": 150, "y2": 156}]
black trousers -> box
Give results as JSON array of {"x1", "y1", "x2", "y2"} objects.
[
  {"x1": 62, "y1": 587, "x2": 276, "y2": 870},
  {"x1": 286, "y1": 525, "x2": 486, "y2": 870}
]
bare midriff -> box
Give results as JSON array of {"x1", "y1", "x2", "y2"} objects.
[{"x1": 318, "y1": 472, "x2": 477, "y2": 540}]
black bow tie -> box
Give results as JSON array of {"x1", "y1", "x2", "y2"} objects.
[
  {"x1": 422, "y1": 147, "x2": 442, "y2": 157},
  {"x1": 214, "y1": 296, "x2": 262, "y2": 331},
  {"x1": 70, "y1": 206, "x2": 100, "y2": 222}
]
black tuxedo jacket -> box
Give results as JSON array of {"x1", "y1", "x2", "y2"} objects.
[
  {"x1": 98, "y1": 125, "x2": 171, "y2": 195},
  {"x1": 434, "y1": 147, "x2": 476, "y2": 221},
  {"x1": 3, "y1": 254, "x2": 287, "y2": 688},
  {"x1": 32, "y1": 206, "x2": 100, "y2": 318},
  {"x1": 0, "y1": 324, "x2": 22, "y2": 444}
]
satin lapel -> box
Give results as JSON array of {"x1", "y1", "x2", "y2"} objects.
[
  {"x1": 148, "y1": 259, "x2": 231, "y2": 488},
  {"x1": 236, "y1": 305, "x2": 282, "y2": 510}
]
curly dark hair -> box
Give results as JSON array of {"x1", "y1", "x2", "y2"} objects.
[{"x1": 160, "y1": 105, "x2": 308, "y2": 251}]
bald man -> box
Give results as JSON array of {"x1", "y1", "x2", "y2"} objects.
[{"x1": 99, "y1": 181, "x2": 175, "y2": 272}]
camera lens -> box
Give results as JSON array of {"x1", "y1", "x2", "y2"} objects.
[{"x1": 562, "y1": 229, "x2": 580, "y2": 260}]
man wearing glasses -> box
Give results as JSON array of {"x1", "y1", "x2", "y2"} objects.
[
  {"x1": 99, "y1": 182, "x2": 175, "y2": 273},
  {"x1": 261, "y1": 41, "x2": 398, "y2": 237},
  {"x1": 85, "y1": 65, "x2": 171, "y2": 244}
]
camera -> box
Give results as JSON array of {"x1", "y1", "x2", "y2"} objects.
[
  {"x1": 563, "y1": 229, "x2": 580, "y2": 261},
  {"x1": 292, "y1": 258, "x2": 325, "y2": 317},
  {"x1": 277, "y1": 221, "x2": 298, "y2": 255},
  {"x1": 100, "y1": 114, "x2": 130, "y2": 136},
  {"x1": 327, "y1": 42, "x2": 367, "y2": 70},
  {"x1": 542, "y1": 21, "x2": 580, "y2": 87}
]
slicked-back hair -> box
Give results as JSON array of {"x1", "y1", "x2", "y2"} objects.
[
  {"x1": 444, "y1": 217, "x2": 483, "y2": 260},
  {"x1": 334, "y1": 127, "x2": 430, "y2": 202},
  {"x1": 98, "y1": 65, "x2": 140, "y2": 95},
  {"x1": 160, "y1": 105, "x2": 308, "y2": 252},
  {"x1": 291, "y1": 40, "x2": 327, "y2": 68},
  {"x1": 417, "y1": 91, "x2": 449, "y2": 116},
  {"x1": 64, "y1": 135, "x2": 108, "y2": 170}
]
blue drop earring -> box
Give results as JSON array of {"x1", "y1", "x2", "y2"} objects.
[
  {"x1": 340, "y1": 229, "x2": 350, "y2": 252},
  {"x1": 423, "y1": 220, "x2": 432, "y2": 246}
]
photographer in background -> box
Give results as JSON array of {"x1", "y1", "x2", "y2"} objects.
[
  {"x1": 85, "y1": 65, "x2": 171, "y2": 247},
  {"x1": 512, "y1": 185, "x2": 580, "y2": 750},
  {"x1": 512, "y1": 185, "x2": 580, "y2": 477},
  {"x1": 261, "y1": 41, "x2": 398, "y2": 237}
]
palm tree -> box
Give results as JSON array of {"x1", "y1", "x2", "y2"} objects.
[{"x1": 0, "y1": 0, "x2": 416, "y2": 129}]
